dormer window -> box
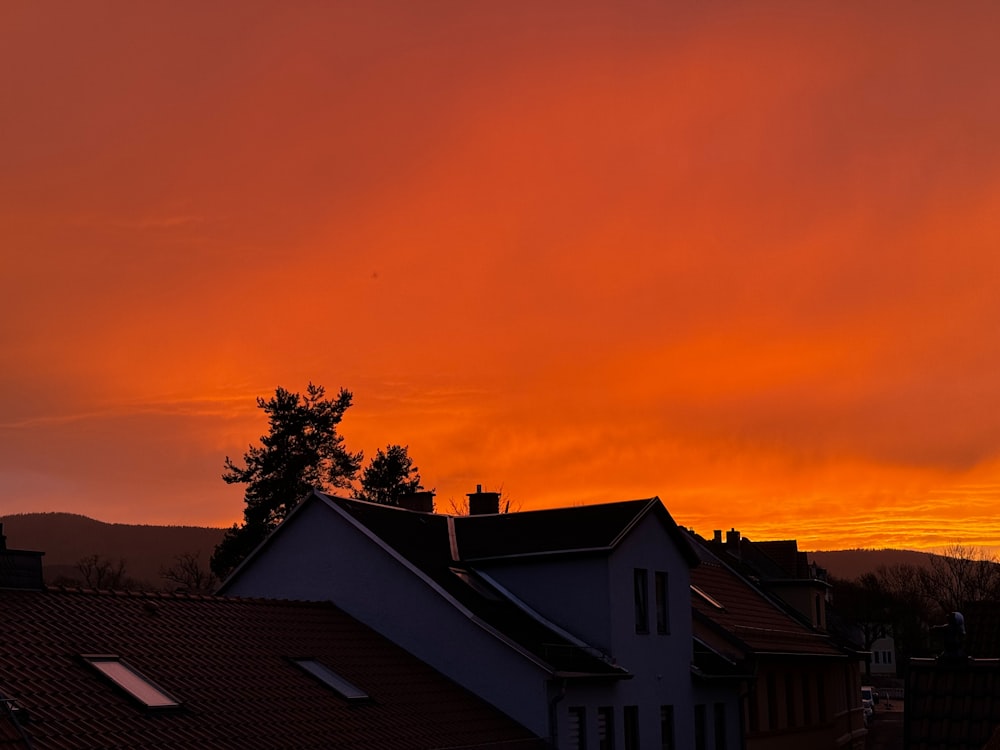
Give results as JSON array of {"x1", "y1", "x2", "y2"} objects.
[{"x1": 82, "y1": 655, "x2": 180, "y2": 709}]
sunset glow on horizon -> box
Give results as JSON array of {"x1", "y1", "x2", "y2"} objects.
[{"x1": 4, "y1": 2, "x2": 1000, "y2": 552}]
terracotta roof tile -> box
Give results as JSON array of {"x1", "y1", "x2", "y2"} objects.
[
  {"x1": 0, "y1": 587, "x2": 543, "y2": 750},
  {"x1": 691, "y1": 560, "x2": 841, "y2": 657},
  {"x1": 906, "y1": 658, "x2": 1000, "y2": 750}
]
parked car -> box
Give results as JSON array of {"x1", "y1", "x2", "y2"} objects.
[{"x1": 861, "y1": 685, "x2": 879, "y2": 722}]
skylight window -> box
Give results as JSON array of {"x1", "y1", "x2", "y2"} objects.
[
  {"x1": 691, "y1": 584, "x2": 725, "y2": 610},
  {"x1": 450, "y1": 567, "x2": 504, "y2": 601},
  {"x1": 291, "y1": 658, "x2": 369, "y2": 701},
  {"x1": 82, "y1": 656, "x2": 180, "y2": 708}
]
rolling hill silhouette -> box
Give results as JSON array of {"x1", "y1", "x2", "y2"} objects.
[
  {"x1": 808, "y1": 548, "x2": 936, "y2": 580},
  {"x1": 0, "y1": 512, "x2": 226, "y2": 590},
  {"x1": 0, "y1": 512, "x2": 947, "y2": 589}
]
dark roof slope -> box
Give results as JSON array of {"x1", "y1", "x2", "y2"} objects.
[
  {"x1": 689, "y1": 537, "x2": 843, "y2": 659},
  {"x1": 323, "y1": 493, "x2": 632, "y2": 679},
  {"x1": 453, "y1": 497, "x2": 700, "y2": 565},
  {"x1": 0, "y1": 587, "x2": 543, "y2": 750}
]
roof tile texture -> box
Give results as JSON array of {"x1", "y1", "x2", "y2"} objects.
[{"x1": 0, "y1": 588, "x2": 542, "y2": 750}]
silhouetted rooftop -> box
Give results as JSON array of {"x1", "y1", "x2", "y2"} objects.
[{"x1": 322, "y1": 493, "x2": 687, "y2": 678}]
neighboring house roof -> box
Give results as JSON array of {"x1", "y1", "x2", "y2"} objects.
[
  {"x1": 906, "y1": 657, "x2": 1000, "y2": 750},
  {"x1": 710, "y1": 533, "x2": 828, "y2": 587},
  {"x1": 315, "y1": 492, "x2": 635, "y2": 679},
  {"x1": 688, "y1": 537, "x2": 844, "y2": 661},
  {"x1": 0, "y1": 587, "x2": 543, "y2": 750},
  {"x1": 452, "y1": 498, "x2": 700, "y2": 565}
]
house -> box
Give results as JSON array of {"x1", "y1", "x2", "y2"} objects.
[
  {"x1": 221, "y1": 489, "x2": 743, "y2": 750},
  {"x1": 687, "y1": 531, "x2": 868, "y2": 750},
  {"x1": 869, "y1": 634, "x2": 898, "y2": 676},
  {"x1": 0, "y1": 530, "x2": 543, "y2": 749}
]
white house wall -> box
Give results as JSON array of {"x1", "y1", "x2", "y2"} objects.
[
  {"x1": 223, "y1": 499, "x2": 552, "y2": 737},
  {"x1": 475, "y1": 553, "x2": 614, "y2": 651},
  {"x1": 475, "y1": 512, "x2": 729, "y2": 749}
]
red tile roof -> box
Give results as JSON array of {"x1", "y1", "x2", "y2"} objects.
[
  {"x1": 0, "y1": 587, "x2": 543, "y2": 750},
  {"x1": 906, "y1": 658, "x2": 1000, "y2": 750},
  {"x1": 691, "y1": 560, "x2": 843, "y2": 658}
]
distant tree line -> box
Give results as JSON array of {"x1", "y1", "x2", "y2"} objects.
[
  {"x1": 831, "y1": 544, "x2": 1000, "y2": 673},
  {"x1": 48, "y1": 551, "x2": 217, "y2": 594}
]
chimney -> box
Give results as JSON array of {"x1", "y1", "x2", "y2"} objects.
[
  {"x1": 0, "y1": 524, "x2": 45, "y2": 590},
  {"x1": 396, "y1": 490, "x2": 435, "y2": 513},
  {"x1": 725, "y1": 528, "x2": 741, "y2": 556},
  {"x1": 468, "y1": 484, "x2": 501, "y2": 515}
]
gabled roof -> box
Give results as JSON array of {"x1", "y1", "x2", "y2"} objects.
[
  {"x1": 318, "y1": 492, "x2": 631, "y2": 680},
  {"x1": 688, "y1": 537, "x2": 844, "y2": 660},
  {"x1": 452, "y1": 497, "x2": 700, "y2": 566},
  {"x1": 0, "y1": 587, "x2": 543, "y2": 750}
]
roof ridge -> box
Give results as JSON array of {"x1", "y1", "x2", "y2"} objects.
[{"x1": 44, "y1": 586, "x2": 340, "y2": 608}]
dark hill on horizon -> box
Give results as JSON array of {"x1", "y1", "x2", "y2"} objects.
[
  {"x1": 0, "y1": 512, "x2": 226, "y2": 590},
  {"x1": 0, "y1": 511, "x2": 944, "y2": 589},
  {"x1": 807, "y1": 548, "x2": 936, "y2": 581}
]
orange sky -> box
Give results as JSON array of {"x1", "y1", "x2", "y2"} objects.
[{"x1": 3, "y1": 2, "x2": 1000, "y2": 552}]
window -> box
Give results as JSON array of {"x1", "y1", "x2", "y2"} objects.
[
  {"x1": 598, "y1": 706, "x2": 615, "y2": 750},
  {"x1": 886, "y1": 650, "x2": 893, "y2": 664},
  {"x1": 660, "y1": 705, "x2": 674, "y2": 750},
  {"x1": 569, "y1": 706, "x2": 587, "y2": 750},
  {"x1": 694, "y1": 704, "x2": 706, "y2": 750},
  {"x1": 816, "y1": 674, "x2": 827, "y2": 722},
  {"x1": 82, "y1": 655, "x2": 180, "y2": 709},
  {"x1": 655, "y1": 571, "x2": 669, "y2": 634},
  {"x1": 291, "y1": 658, "x2": 369, "y2": 701},
  {"x1": 634, "y1": 569, "x2": 649, "y2": 634},
  {"x1": 785, "y1": 674, "x2": 796, "y2": 727},
  {"x1": 623, "y1": 705, "x2": 639, "y2": 750},
  {"x1": 713, "y1": 703, "x2": 726, "y2": 750},
  {"x1": 691, "y1": 584, "x2": 725, "y2": 610},
  {"x1": 748, "y1": 686, "x2": 759, "y2": 733},
  {"x1": 766, "y1": 672, "x2": 778, "y2": 730}
]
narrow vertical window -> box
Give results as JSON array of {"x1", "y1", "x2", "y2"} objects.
[
  {"x1": 785, "y1": 673, "x2": 796, "y2": 727},
  {"x1": 802, "y1": 677, "x2": 812, "y2": 725},
  {"x1": 659, "y1": 705, "x2": 674, "y2": 750},
  {"x1": 623, "y1": 705, "x2": 639, "y2": 750},
  {"x1": 569, "y1": 706, "x2": 587, "y2": 750},
  {"x1": 766, "y1": 672, "x2": 778, "y2": 730},
  {"x1": 598, "y1": 706, "x2": 615, "y2": 750},
  {"x1": 655, "y1": 571, "x2": 669, "y2": 634},
  {"x1": 816, "y1": 674, "x2": 827, "y2": 722},
  {"x1": 694, "y1": 704, "x2": 706, "y2": 750},
  {"x1": 634, "y1": 568, "x2": 649, "y2": 634},
  {"x1": 713, "y1": 703, "x2": 726, "y2": 750}
]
